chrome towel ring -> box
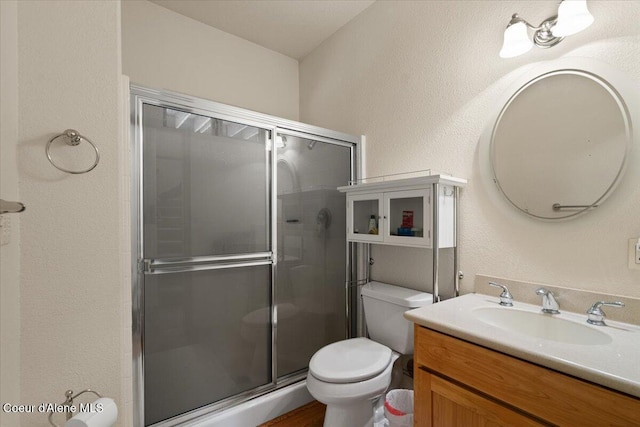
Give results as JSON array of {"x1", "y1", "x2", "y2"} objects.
[{"x1": 46, "y1": 129, "x2": 100, "y2": 174}]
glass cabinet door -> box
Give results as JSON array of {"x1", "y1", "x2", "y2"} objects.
[
  {"x1": 347, "y1": 193, "x2": 384, "y2": 242},
  {"x1": 384, "y1": 189, "x2": 431, "y2": 246}
]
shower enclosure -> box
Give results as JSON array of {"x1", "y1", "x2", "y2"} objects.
[{"x1": 131, "y1": 86, "x2": 359, "y2": 426}]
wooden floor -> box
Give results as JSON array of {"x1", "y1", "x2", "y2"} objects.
[{"x1": 258, "y1": 400, "x2": 326, "y2": 427}]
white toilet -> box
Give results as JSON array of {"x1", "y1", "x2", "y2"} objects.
[{"x1": 306, "y1": 281, "x2": 432, "y2": 427}]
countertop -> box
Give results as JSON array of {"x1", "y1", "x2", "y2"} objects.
[{"x1": 404, "y1": 293, "x2": 640, "y2": 398}]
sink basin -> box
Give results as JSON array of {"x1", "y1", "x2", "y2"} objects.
[{"x1": 472, "y1": 307, "x2": 612, "y2": 345}]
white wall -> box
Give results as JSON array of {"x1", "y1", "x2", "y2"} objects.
[
  {"x1": 122, "y1": 0, "x2": 299, "y2": 121},
  {"x1": 0, "y1": 2, "x2": 21, "y2": 426},
  {"x1": 300, "y1": 1, "x2": 640, "y2": 298},
  {"x1": 15, "y1": 1, "x2": 125, "y2": 426}
]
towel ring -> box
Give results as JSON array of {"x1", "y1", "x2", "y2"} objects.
[{"x1": 46, "y1": 129, "x2": 100, "y2": 174}]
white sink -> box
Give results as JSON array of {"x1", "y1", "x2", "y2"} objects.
[{"x1": 472, "y1": 307, "x2": 612, "y2": 345}]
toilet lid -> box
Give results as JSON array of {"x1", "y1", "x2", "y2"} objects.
[{"x1": 309, "y1": 338, "x2": 392, "y2": 383}]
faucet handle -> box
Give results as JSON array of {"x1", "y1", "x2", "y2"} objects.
[
  {"x1": 586, "y1": 301, "x2": 625, "y2": 326},
  {"x1": 489, "y1": 282, "x2": 513, "y2": 307}
]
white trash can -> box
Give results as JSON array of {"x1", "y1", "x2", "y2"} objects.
[{"x1": 384, "y1": 389, "x2": 414, "y2": 427}]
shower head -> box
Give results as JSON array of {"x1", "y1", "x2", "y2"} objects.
[{"x1": 316, "y1": 208, "x2": 332, "y2": 237}]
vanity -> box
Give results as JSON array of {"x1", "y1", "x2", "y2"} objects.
[{"x1": 405, "y1": 294, "x2": 640, "y2": 426}]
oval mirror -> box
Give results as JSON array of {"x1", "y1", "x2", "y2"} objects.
[{"x1": 490, "y1": 69, "x2": 632, "y2": 219}]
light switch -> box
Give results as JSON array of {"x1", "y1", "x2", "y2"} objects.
[{"x1": 628, "y1": 238, "x2": 640, "y2": 270}]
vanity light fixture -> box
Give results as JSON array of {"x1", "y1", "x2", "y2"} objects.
[{"x1": 499, "y1": 0, "x2": 594, "y2": 58}]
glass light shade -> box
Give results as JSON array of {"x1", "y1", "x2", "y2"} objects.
[
  {"x1": 500, "y1": 21, "x2": 533, "y2": 58},
  {"x1": 552, "y1": 0, "x2": 594, "y2": 37}
]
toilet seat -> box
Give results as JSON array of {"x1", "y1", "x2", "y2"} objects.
[{"x1": 309, "y1": 338, "x2": 392, "y2": 383}]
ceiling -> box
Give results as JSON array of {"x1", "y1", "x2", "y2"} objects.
[{"x1": 150, "y1": 0, "x2": 376, "y2": 60}]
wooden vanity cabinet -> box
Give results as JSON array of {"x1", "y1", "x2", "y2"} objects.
[{"x1": 414, "y1": 326, "x2": 640, "y2": 427}]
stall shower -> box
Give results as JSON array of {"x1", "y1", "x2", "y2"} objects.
[{"x1": 131, "y1": 87, "x2": 358, "y2": 426}]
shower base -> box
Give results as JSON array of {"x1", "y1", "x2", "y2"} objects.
[{"x1": 182, "y1": 381, "x2": 313, "y2": 427}]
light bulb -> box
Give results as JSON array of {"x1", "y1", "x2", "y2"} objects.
[
  {"x1": 552, "y1": 0, "x2": 594, "y2": 37},
  {"x1": 500, "y1": 21, "x2": 533, "y2": 58}
]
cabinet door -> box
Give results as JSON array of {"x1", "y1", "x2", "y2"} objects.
[
  {"x1": 347, "y1": 193, "x2": 384, "y2": 242},
  {"x1": 415, "y1": 368, "x2": 544, "y2": 427},
  {"x1": 384, "y1": 189, "x2": 431, "y2": 247}
]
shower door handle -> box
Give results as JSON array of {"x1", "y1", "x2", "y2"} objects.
[{"x1": 141, "y1": 252, "x2": 273, "y2": 274}]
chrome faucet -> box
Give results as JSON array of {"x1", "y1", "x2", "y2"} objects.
[
  {"x1": 535, "y1": 288, "x2": 560, "y2": 314},
  {"x1": 489, "y1": 282, "x2": 513, "y2": 307},
  {"x1": 586, "y1": 301, "x2": 625, "y2": 326}
]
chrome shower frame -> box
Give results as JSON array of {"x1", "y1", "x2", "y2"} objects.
[{"x1": 130, "y1": 85, "x2": 360, "y2": 427}]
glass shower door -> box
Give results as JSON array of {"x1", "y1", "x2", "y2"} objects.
[
  {"x1": 142, "y1": 105, "x2": 270, "y2": 259},
  {"x1": 141, "y1": 104, "x2": 273, "y2": 425},
  {"x1": 275, "y1": 132, "x2": 352, "y2": 377}
]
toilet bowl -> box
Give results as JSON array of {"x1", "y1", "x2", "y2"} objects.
[
  {"x1": 306, "y1": 282, "x2": 432, "y2": 427},
  {"x1": 307, "y1": 337, "x2": 399, "y2": 426}
]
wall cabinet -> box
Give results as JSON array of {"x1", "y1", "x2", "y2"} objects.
[
  {"x1": 414, "y1": 326, "x2": 640, "y2": 427},
  {"x1": 347, "y1": 189, "x2": 433, "y2": 246},
  {"x1": 339, "y1": 176, "x2": 464, "y2": 248}
]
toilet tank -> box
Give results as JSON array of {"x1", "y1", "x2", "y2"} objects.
[{"x1": 361, "y1": 281, "x2": 432, "y2": 354}]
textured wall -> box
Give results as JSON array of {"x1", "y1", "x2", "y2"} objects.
[
  {"x1": 0, "y1": 2, "x2": 21, "y2": 426},
  {"x1": 16, "y1": 1, "x2": 124, "y2": 426},
  {"x1": 122, "y1": 0, "x2": 300, "y2": 120},
  {"x1": 300, "y1": 1, "x2": 640, "y2": 297}
]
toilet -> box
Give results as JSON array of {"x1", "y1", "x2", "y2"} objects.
[{"x1": 306, "y1": 281, "x2": 432, "y2": 427}]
